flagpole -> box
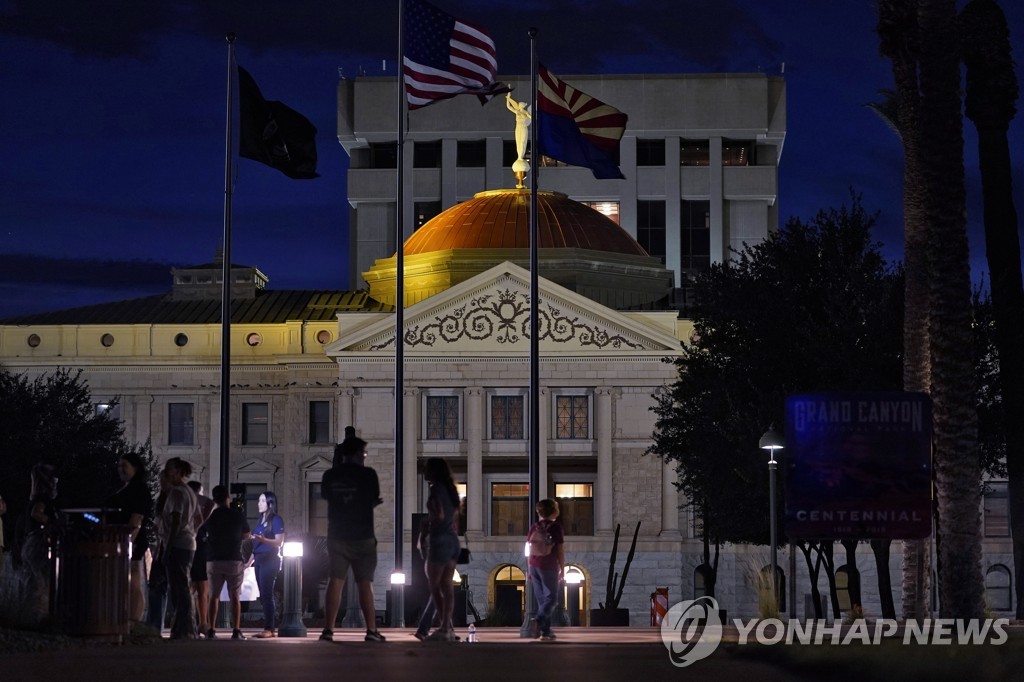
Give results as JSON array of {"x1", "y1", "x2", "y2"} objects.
[
  {"x1": 220, "y1": 33, "x2": 236, "y2": 488},
  {"x1": 521, "y1": 25, "x2": 541, "y2": 639},
  {"x1": 392, "y1": 0, "x2": 407, "y2": 628}
]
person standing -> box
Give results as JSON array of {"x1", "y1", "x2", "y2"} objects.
[
  {"x1": 0, "y1": 493, "x2": 7, "y2": 580},
  {"x1": 251, "y1": 491, "x2": 285, "y2": 638},
  {"x1": 418, "y1": 458, "x2": 461, "y2": 642},
  {"x1": 187, "y1": 480, "x2": 215, "y2": 638},
  {"x1": 106, "y1": 452, "x2": 154, "y2": 622},
  {"x1": 319, "y1": 434, "x2": 386, "y2": 643},
  {"x1": 527, "y1": 499, "x2": 564, "y2": 641},
  {"x1": 205, "y1": 485, "x2": 251, "y2": 640},
  {"x1": 21, "y1": 463, "x2": 58, "y2": 617},
  {"x1": 157, "y1": 457, "x2": 199, "y2": 640}
]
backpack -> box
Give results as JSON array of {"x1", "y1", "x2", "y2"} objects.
[{"x1": 528, "y1": 521, "x2": 554, "y2": 557}]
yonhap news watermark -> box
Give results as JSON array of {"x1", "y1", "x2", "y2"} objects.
[{"x1": 660, "y1": 597, "x2": 1010, "y2": 668}]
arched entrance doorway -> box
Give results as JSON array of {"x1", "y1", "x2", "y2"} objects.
[
  {"x1": 491, "y1": 564, "x2": 526, "y2": 625},
  {"x1": 563, "y1": 565, "x2": 588, "y2": 625}
]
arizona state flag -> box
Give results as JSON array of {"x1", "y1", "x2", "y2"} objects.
[
  {"x1": 238, "y1": 66, "x2": 319, "y2": 179},
  {"x1": 537, "y1": 65, "x2": 627, "y2": 179}
]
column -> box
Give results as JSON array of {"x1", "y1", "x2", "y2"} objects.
[
  {"x1": 465, "y1": 388, "x2": 484, "y2": 540},
  {"x1": 538, "y1": 388, "x2": 549, "y2": 499},
  {"x1": 709, "y1": 137, "x2": 724, "y2": 264},
  {"x1": 595, "y1": 388, "x2": 613, "y2": 535},
  {"x1": 338, "y1": 388, "x2": 355, "y2": 433}
]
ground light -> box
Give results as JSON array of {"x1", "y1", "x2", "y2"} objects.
[{"x1": 278, "y1": 541, "x2": 306, "y2": 637}]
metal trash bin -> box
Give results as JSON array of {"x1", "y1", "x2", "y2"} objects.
[{"x1": 53, "y1": 509, "x2": 131, "y2": 641}]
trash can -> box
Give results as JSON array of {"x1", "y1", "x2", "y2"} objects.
[{"x1": 53, "y1": 509, "x2": 131, "y2": 641}]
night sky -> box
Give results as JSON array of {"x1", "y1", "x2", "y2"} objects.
[{"x1": 2, "y1": 1, "x2": 1022, "y2": 318}]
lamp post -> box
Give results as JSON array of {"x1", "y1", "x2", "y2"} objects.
[
  {"x1": 390, "y1": 571, "x2": 406, "y2": 628},
  {"x1": 278, "y1": 541, "x2": 306, "y2": 637},
  {"x1": 759, "y1": 425, "x2": 784, "y2": 613},
  {"x1": 564, "y1": 567, "x2": 584, "y2": 626}
]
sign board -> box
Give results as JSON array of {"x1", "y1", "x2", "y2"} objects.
[{"x1": 784, "y1": 392, "x2": 932, "y2": 539}]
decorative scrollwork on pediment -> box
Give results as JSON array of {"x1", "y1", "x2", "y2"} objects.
[{"x1": 365, "y1": 288, "x2": 648, "y2": 350}]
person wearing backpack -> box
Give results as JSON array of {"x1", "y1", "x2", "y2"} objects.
[{"x1": 526, "y1": 498, "x2": 564, "y2": 641}]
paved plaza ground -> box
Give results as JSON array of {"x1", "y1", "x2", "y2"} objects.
[{"x1": 4, "y1": 625, "x2": 1023, "y2": 682}]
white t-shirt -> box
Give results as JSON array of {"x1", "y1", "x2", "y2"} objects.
[{"x1": 160, "y1": 484, "x2": 199, "y2": 551}]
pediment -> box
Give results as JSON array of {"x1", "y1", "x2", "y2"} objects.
[{"x1": 330, "y1": 262, "x2": 682, "y2": 354}]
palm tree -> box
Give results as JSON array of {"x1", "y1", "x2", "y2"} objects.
[
  {"x1": 875, "y1": 0, "x2": 931, "y2": 620},
  {"x1": 918, "y1": 0, "x2": 985, "y2": 619},
  {"x1": 960, "y1": 0, "x2": 1024, "y2": 619}
]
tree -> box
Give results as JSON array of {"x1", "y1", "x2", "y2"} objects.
[
  {"x1": 960, "y1": 0, "x2": 1024, "y2": 620},
  {"x1": 0, "y1": 368, "x2": 153, "y2": 552},
  {"x1": 649, "y1": 196, "x2": 905, "y2": 602}
]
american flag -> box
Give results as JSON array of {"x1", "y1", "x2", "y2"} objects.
[{"x1": 403, "y1": 0, "x2": 505, "y2": 110}]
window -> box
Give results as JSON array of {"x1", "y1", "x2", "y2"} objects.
[
  {"x1": 636, "y1": 200, "x2": 666, "y2": 261},
  {"x1": 414, "y1": 201, "x2": 441, "y2": 230},
  {"x1": 242, "y1": 403, "x2": 269, "y2": 445},
  {"x1": 694, "y1": 564, "x2": 713, "y2": 599},
  {"x1": 174, "y1": 333, "x2": 189, "y2": 347},
  {"x1": 502, "y1": 140, "x2": 520, "y2": 167},
  {"x1": 835, "y1": 565, "x2": 861, "y2": 612},
  {"x1": 555, "y1": 395, "x2": 589, "y2": 439},
  {"x1": 636, "y1": 139, "x2": 665, "y2": 166},
  {"x1": 413, "y1": 140, "x2": 442, "y2": 168},
  {"x1": 245, "y1": 332, "x2": 262, "y2": 347},
  {"x1": 457, "y1": 140, "x2": 487, "y2": 167},
  {"x1": 985, "y1": 565, "x2": 1012, "y2": 611},
  {"x1": 491, "y1": 482, "x2": 529, "y2": 536},
  {"x1": 554, "y1": 483, "x2": 593, "y2": 535},
  {"x1": 581, "y1": 201, "x2": 620, "y2": 225},
  {"x1": 984, "y1": 482, "x2": 1010, "y2": 537},
  {"x1": 680, "y1": 139, "x2": 709, "y2": 166},
  {"x1": 242, "y1": 483, "x2": 267, "y2": 531},
  {"x1": 101, "y1": 333, "x2": 115, "y2": 347},
  {"x1": 95, "y1": 402, "x2": 121, "y2": 421},
  {"x1": 169, "y1": 403, "x2": 194, "y2": 445},
  {"x1": 681, "y1": 200, "x2": 711, "y2": 272},
  {"x1": 309, "y1": 482, "x2": 329, "y2": 537},
  {"x1": 491, "y1": 395, "x2": 524, "y2": 440},
  {"x1": 722, "y1": 139, "x2": 754, "y2": 166},
  {"x1": 368, "y1": 142, "x2": 397, "y2": 168},
  {"x1": 309, "y1": 401, "x2": 331, "y2": 444},
  {"x1": 426, "y1": 396, "x2": 459, "y2": 440}
]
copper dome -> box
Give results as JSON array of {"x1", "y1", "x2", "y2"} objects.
[{"x1": 402, "y1": 189, "x2": 648, "y2": 257}]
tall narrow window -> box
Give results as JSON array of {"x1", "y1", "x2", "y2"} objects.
[
  {"x1": 636, "y1": 200, "x2": 666, "y2": 261},
  {"x1": 985, "y1": 565, "x2": 1012, "y2": 611},
  {"x1": 680, "y1": 139, "x2": 709, "y2": 166},
  {"x1": 368, "y1": 142, "x2": 398, "y2": 168},
  {"x1": 555, "y1": 396, "x2": 589, "y2": 439},
  {"x1": 582, "y1": 201, "x2": 620, "y2": 225},
  {"x1": 169, "y1": 403, "x2": 194, "y2": 445},
  {"x1": 242, "y1": 403, "x2": 269, "y2": 445},
  {"x1": 491, "y1": 395, "x2": 524, "y2": 439},
  {"x1": 984, "y1": 482, "x2": 1010, "y2": 537},
  {"x1": 722, "y1": 139, "x2": 754, "y2": 166},
  {"x1": 413, "y1": 140, "x2": 442, "y2": 168},
  {"x1": 309, "y1": 401, "x2": 331, "y2": 444},
  {"x1": 426, "y1": 396, "x2": 459, "y2": 440},
  {"x1": 636, "y1": 139, "x2": 665, "y2": 166},
  {"x1": 491, "y1": 483, "x2": 529, "y2": 536},
  {"x1": 554, "y1": 483, "x2": 594, "y2": 535},
  {"x1": 681, "y1": 199, "x2": 711, "y2": 273},
  {"x1": 309, "y1": 482, "x2": 329, "y2": 537},
  {"x1": 457, "y1": 140, "x2": 487, "y2": 167}
]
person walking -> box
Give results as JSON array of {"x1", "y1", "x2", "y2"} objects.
[
  {"x1": 106, "y1": 452, "x2": 154, "y2": 622},
  {"x1": 251, "y1": 491, "x2": 284, "y2": 638},
  {"x1": 187, "y1": 480, "x2": 216, "y2": 638},
  {"x1": 526, "y1": 499, "x2": 564, "y2": 641},
  {"x1": 205, "y1": 485, "x2": 251, "y2": 640},
  {"x1": 418, "y1": 458, "x2": 461, "y2": 642},
  {"x1": 319, "y1": 433, "x2": 386, "y2": 643},
  {"x1": 156, "y1": 457, "x2": 199, "y2": 640},
  {"x1": 21, "y1": 463, "x2": 58, "y2": 618}
]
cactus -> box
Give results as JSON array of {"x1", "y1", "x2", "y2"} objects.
[{"x1": 600, "y1": 520, "x2": 641, "y2": 610}]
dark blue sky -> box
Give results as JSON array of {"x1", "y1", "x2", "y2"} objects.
[{"x1": 2, "y1": 1, "x2": 1022, "y2": 318}]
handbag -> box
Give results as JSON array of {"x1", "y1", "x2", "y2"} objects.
[{"x1": 457, "y1": 546, "x2": 471, "y2": 565}]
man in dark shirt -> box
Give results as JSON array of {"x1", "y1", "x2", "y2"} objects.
[
  {"x1": 205, "y1": 485, "x2": 251, "y2": 640},
  {"x1": 319, "y1": 433, "x2": 385, "y2": 642}
]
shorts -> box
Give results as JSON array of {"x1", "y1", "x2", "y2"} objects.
[
  {"x1": 426, "y1": 532, "x2": 461, "y2": 565},
  {"x1": 327, "y1": 537, "x2": 377, "y2": 582},
  {"x1": 207, "y1": 560, "x2": 245, "y2": 599}
]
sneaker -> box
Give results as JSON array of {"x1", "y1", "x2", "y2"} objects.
[
  {"x1": 540, "y1": 633, "x2": 557, "y2": 641},
  {"x1": 232, "y1": 629, "x2": 246, "y2": 640},
  {"x1": 206, "y1": 628, "x2": 217, "y2": 640},
  {"x1": 253, "y1": 630, "x2": 276, "y2": 639},
  {"x1": 423, "y1": 629, "x2": 449, "y2": 642},
  {"x1": 413, "y1": 631, "x2": 428, "y2": 641},
  {"x1": 364, "y1": 630, "x2": 386, "y2": 643},
  {"x1": 319, "y1": 629, "x2": 333, "y2": 642}
]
